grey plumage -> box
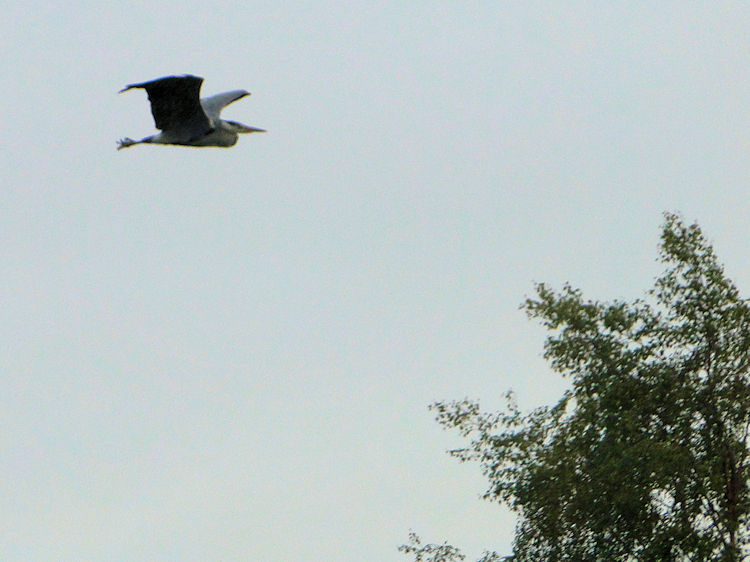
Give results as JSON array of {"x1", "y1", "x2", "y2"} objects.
[{"x1": 118, "y1": 75, "x2": 265, "y2": 150}]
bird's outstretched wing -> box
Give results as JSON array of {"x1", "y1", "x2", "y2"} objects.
[
  {"x1": 200, "y1": 90, "x2": 251, "y2": 121},
  {"x1": 120, "y1": 75, "x2": 211, "y2": 134}
]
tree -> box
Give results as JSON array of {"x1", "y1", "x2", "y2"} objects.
[{"x1": 403, "y1": 213, "x2": 750, "y2": 561}]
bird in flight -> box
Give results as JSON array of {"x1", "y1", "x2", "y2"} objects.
[{"x1": 117, "y1": 75, "x2": 265, "y2": 150}]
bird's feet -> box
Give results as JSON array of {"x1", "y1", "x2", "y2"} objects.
[{"x1": 117, "y1": 138, "x2": 137, "y2": 150}]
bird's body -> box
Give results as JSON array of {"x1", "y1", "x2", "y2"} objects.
[{"x1": 117, "y1": 75, "x2": 265, "y2": 150}]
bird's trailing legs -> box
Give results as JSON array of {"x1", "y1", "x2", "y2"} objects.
[
  {"x1": 117, "y1": 137, "x2": 153, "y2": 150},
  {"x1": 117, "y1": 138, "x2": 136, "y2": 150}
]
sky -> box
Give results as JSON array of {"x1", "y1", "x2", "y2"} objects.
[{"x1": 3, "y1": 3, "x2": 750, "y2": 560}]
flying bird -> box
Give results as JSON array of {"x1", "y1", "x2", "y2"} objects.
[{"x1": 117, "y1": 75, "x2": 265, "y2": 150}]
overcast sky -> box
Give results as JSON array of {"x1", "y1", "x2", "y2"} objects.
[{"x1": 3, "y1": 3, "x2": 750, "y2": 560}]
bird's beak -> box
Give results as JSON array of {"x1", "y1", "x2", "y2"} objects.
[{"x1": 241, "y1": 126, "x2": 266, "y2": 134}]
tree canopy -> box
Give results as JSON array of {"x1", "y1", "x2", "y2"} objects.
[{"x1": 405, "y1": 213, "x2": 750, "y2": 561}]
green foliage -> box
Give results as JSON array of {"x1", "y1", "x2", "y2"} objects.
[
  {"x1": 415, "y1": 213, "x2": 750, "y2": 561},
  {"x1": 398, "y1": 532, "x2": 506, "y2": 562},
  {"x1": 398, "y1": 532, "x2": 467, "y2": 562}
]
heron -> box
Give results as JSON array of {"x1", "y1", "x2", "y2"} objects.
[{"x1": 117, "y1": 75, "x2": 265, "y2": 150}]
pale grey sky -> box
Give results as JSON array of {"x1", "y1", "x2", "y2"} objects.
[{"x1": 3, "y1": 3, "x2": 750, "y2": 560}]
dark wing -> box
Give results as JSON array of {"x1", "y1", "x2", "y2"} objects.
[{"x1": 120, "y1": 75, "x2": 211, "y2": 135}]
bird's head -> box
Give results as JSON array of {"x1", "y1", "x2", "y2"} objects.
[{"x1": 225, "y1": 120, "x2": 266, "y2": 134}]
